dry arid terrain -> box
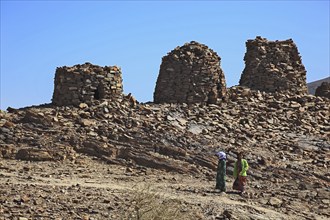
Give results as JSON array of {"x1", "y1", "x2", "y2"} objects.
[{"x1": 0, "y1": 86, "x2": 329, "y2": 220}]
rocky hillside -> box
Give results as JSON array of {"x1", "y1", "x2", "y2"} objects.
[{"x1": 1, "y1": 86, "x2": 329, "y2": 219}]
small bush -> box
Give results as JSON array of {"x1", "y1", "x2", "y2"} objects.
[{"x1": 122, "y1": 184, "x2": 192, "y2": 220}]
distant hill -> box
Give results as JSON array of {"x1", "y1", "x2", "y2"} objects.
[{"x1": 307, "y1": 76, "x2": 330, "y2": 95}]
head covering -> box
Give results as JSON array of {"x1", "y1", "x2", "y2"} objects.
[{"x1": 216, "y1": 151, "x2": 226, "y2": 160}]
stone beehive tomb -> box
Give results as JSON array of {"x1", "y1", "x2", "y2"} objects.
[
  {"x1": 154, "y1": 41, "x2": 227, "y2": 104},
  {"x1": 315, "y1": 82, "x2": 330, "y2": 99},
  {"x1": 239, "y1": 36, "x2": 308, "y2": 95},
  {"x1": 52, "y1": 62, "x2": 123, "y2": 106}
]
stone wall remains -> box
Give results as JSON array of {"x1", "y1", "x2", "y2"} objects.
[
  {"x1": 239, "y1": 36, "x2": 308, "y2": 95},
  {"x1": 154, "y1": 41, "x2": 226, "y2": 104},
  {"x1": 52, "y1": 62, "x2": 123, "y2": 106}
]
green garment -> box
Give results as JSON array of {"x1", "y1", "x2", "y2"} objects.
[
  {"x1": 216, "y1": 159, "x2": 226, "y2": 192},
  {"x1": 233, "y1": 159, "x2": 249, "y2": 178}
]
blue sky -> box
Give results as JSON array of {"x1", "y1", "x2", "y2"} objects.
[{"x1": 1, "y1": 1, "x2": 329, "y2": 110}]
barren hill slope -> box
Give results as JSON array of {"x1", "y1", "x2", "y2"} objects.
[{"x1": 0, "y1": 86, "x2": 329, "y2": 219}]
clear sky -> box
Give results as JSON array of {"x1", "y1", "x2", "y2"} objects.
[{"x1": 1, "y1": 1, "x2": 329, "y2": 110}]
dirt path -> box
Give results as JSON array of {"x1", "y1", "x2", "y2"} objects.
[{"x1": 0, "y1": 162, "x2": 291, "y2": 220}]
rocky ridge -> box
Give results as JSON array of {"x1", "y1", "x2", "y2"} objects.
[{"x1": 1, "y1": 86, "x2": 329, "y2": 219}]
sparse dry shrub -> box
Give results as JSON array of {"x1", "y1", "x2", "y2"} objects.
[{"x1": 121, "y1": 184, "x2": 193, "y2": 220}]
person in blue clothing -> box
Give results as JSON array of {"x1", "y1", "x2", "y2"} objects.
[{"x1": 215, "y1": 151, "x2": 226, "y2": 192}]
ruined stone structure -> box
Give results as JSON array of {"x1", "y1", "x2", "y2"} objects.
[
  {"x1": 52, "y1": 62, "x2": 123, "y2": 106},
  {"x1": 315, "y1": 82, "x2": 330, "y2": 99},
  {"x1": 154, "y1": 41, "x2": 227, "y2": 104},
  {"x1": 239, "y1": 36, "x2": 308, "y2": 95}
]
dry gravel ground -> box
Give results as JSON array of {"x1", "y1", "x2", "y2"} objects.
[
  {"x1": 1, "y1": 88, "x2": 329, "y2": 220},
  {"x1": 0, "y1": 155, "x2": 328, "y2": 220}
]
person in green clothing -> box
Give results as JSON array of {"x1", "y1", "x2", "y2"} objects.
[
  {"x1": 215, "y1": 151, "x2": 226, "y2": 192},
  {"x1": 233, "y1": 151, "x2": 249, "y2": 194}
]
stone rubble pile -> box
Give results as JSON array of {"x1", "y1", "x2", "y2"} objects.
[
  {"x1": 315, "y1": 82, "x2": 330, "y2": 99},
  {"x1": 239, "y1": 36, "x2": 308, "y2": 95},
  {"x1": 1, "y1": 87, "x2": 329, "y2": 218},
  {"x1": 1, "y1": 88, "x2": 329, "y2": 171},
  {"x1": 52, "y1": 62, "x2": 123, "y2": 106},
  {"x1": 154, "y1": 41, "x2": 226, "y2": 104}
]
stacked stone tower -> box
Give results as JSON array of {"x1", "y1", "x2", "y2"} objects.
[
  {"x1": 239, "y1": 36, "x2": 308, "y2": 95},
  {"x1": 52, "y1": 62, "x2": 123, "y2": 106},
  {"x1": 315, "y1": 82, "x2": 330, "y2": 99},
  {"x1": 154, "y1": 41, "x2": 227, "y2": 104}
]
